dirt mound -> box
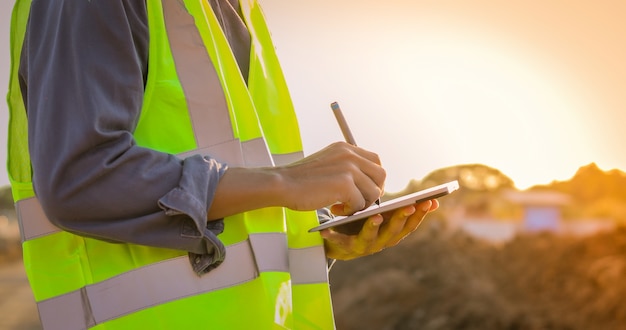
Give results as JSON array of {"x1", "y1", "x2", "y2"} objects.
[{"x1": 329, "y1": 225, "x2": 626, "y2": 330}]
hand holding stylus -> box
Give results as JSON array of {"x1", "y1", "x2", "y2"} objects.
[{"x1": 331, "y1": 101, "x2": 381, "y2": 206}]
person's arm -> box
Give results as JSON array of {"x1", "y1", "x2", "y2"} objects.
[
  {"x1": 21, "y1": 0, "x2": 227, "y2": 274},
  {"x1": 207, "y1": 142, "x2": 386, "y2": 220},
  {"x1": 210, "y1": 143, "x2": 439, "y2": 262}
]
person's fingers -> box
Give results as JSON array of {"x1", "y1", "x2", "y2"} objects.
[
  {"x1": 351, "y1": 145, "x2": 381, "y2": 165},
  {"x1": 321, "y1": 199, "x2": 439, "y2": 260},
  {"x1": 320, "y1": 214, "x2": 384, "y2": 259},
  {"x1": 369, "y1": 205, "x2": 415, "y2": 251},
  {"x1": 336, "y1": 174, "x2": 369, "y2": 214},
  {"x1": 328, "y1": 172, "x2": 382, "y2": 215},
  {"x1": 319, "y1": 228, "x2": 355, "y2": 260},
  {"x1": 352, "y1": 169, "x2": 384, "y2": 210},
  {"x1": 319, "y1": 229, "x2": 346, "y2": 251},
  {"x1": 333, "y1": 145, "x2": 385, "y2": 209},
  {"x1": 354, "y1": 214, "x2": 384, "y2": 254},
  {"x1": 279, "y1": 142, "x2": 385, "y2": 213},
  {"x1": 386, "y1": 200, "x2": 433, "y2": 246},
  {"x1": 349, "y1": 146, "x2": 386, "y2": 196},
  {"x1": 328, "y1": 143, "x2": 385, "y2": 202},
  {"x1": 430, "y1": 199, "x2": 440, "y2": 211}
]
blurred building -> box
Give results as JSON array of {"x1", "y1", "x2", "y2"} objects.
[
  {"x1": 504, "y1": 190, "x2": 571, "y2": 232},
  {"x1": 451, "y1": 189, "x2": 616, "y2": 243}
]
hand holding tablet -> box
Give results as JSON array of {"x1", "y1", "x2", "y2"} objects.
[
  {"x1": 320, "y1": 102, "x2": 458, "y2": 234},
  {"x1": 309, "y1": 180, "x2": 459, "y2": 232}
]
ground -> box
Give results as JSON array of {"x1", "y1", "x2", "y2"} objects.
[
  {"x1": 3, "y1": 226, "x2": 626, "y2": 329},
  {"x1": 0, "y1": 261, "x2": 41, "y2": 330},
  {"x1": 330, "y1": 225, "x2": 626, "y2": 330}
]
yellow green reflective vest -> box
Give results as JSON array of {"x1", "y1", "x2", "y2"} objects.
[{"x1": 7, "y1": 0, "x2": 336, "y2": 329}]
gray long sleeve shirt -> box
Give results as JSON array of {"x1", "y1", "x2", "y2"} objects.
[{"x1": 18, "y1": 0, "x2": 251, "y2": 274}]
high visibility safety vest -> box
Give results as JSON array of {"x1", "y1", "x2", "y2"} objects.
[{"x1": 7, "y1": 0, "x2": 336, "y2": 329}]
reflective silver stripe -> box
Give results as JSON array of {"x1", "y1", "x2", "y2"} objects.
[
  {"x1": 162, "y1": 0, "x2": 274, "y2": 168},
  {"x1": 289, "y1": 245, "x2": 330, "y2": 285},
  {"x1": 16, "y1": 199, "x2": 327, "y2": 285},
  {"x1": 38, "y1": 287, "x2": 95, "y2": 330},
  {"x1": 16, "y1": 197, "x2": 61, "y2": 241},
  {"x1": 272, "y1": 151, "x2": 304, "y2": 166},
  {"x1": 178, "y1": 138, "x2": 274, "y2": 167},
  {"x1": 177, "y1": 139, "x2": 246, "y2": 166},
  {"x1": 242, "y1": 137, "x2": 274, "y2": 167},
  {"x1": 162, "y1": 0, "x2": 235, "y2": 149},
  {"x1": 36, "y1": 235, "x2": 328, "y2": 328},
  {"x1": 249, "y1": 232, "x2": 288, "y2": 272}
]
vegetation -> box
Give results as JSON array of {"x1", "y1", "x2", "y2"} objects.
[
  {"x1": 331, "y1": 226, "x2": 626, "y2": 330},
  {"x1": 331, "y1": 164, "x2": 626, "y2": 330},
  {"x1": 384, "y1": 164, "x2": 521, "y2": 221},
  {"x1": 383, "y1": 162, "x2": 626, "y2": 225},
  {"x1": 530, "y1": 163, "x2": 626, "y2": 224}
]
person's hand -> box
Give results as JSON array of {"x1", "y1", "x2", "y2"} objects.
[
  {"x1": 276, "y1": 141, "x2": 385, "y2": 214},
  {"x1": 320, "y1": 199, "x2": 439, "y2": 260},
  {"x1": 207, "y1": 141, "x2": 385, "y2": 220}
]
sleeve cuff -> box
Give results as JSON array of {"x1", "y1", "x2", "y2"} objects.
[{"x1": 158, "y1": 154, "x2": 229, "y2": 275}]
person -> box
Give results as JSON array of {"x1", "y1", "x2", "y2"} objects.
[{"x1": 6, "y1": 0, "x2": 439, "y2": 329}]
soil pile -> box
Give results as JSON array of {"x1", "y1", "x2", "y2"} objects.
[{"x1": 329, "y1": 225, "x2": 626, "y2": 330}]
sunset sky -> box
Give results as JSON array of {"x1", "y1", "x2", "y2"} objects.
[{"x1": 1, "y1": 1, "x2": 625, "y2": 192}]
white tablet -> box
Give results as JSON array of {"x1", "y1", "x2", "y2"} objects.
[{"x1": 309, "y1": 180, "x2": 459, "y2": 232}]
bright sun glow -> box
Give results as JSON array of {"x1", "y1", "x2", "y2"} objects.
[
  {"x1": 259, "y1": 0, "x2": 626, "y2": 192},
  {"x1": 391, "y1": 32, "x2": 592, "y2": 190},
  {"x1": 260, "y1": 0, "x2": 616, "y2": 192},
  {"x1": 323, "y1": 21, "x2": 594, "y2": 191}
]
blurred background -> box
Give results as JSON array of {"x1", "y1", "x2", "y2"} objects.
[{"x1": 2, "y1": 0, "x2": 626, "y2": 329}]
